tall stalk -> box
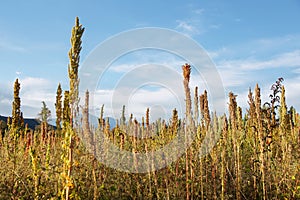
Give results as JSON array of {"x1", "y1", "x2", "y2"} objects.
[
  {"x1": 255, "y1": 84, "x2": 266, "y2": 200},
  {"x1": 65, "y1": 16, "x2": 84, "y2": 199},
  {"x1": 182, "y1": 63, "x2": 192, "y2": 200},
  {"x1": 220, "y1": 115, "x2": 228, "y2": 200},
  {"x1": 55, "y1": 83, "x2": 63, "y2": 134},
  {"x1": 229, "y1": 92, "x2": 241, "y2": 200}
]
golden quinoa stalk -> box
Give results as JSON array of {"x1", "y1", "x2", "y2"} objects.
[
  {"x1": 229, "y1": 92, "x2": 241, "y2": 200},
  {"x1": 255, "y1": 84, "x2": 266, "y2": 200}
]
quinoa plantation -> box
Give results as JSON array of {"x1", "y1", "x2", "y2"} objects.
[{"x1": 0, "y1": 17, "x2": 299, "y2": 200}]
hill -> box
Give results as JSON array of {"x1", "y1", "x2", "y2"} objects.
[
  {"x1": 0, "y1": 114, "x2": 116, "y2": 131},
  {"x1": 0, "y1": 115, "x2": 56, "y2": 130}
]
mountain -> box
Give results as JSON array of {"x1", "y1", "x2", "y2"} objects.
[
  {"x1": 0, "y1": 115, "x2": 55, "y2": 130},
  {"x1": 0, "y1": 114, "x2": 116, "y2": 131},
  {"x1": 89, "y1": 115, "x2": 116, "y2": 129}
]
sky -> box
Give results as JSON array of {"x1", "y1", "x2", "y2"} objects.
[{"x1": 0, "y1": 0, "x2": 300, "y2": 121}]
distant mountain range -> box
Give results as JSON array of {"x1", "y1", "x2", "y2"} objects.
[
  {"x1": 0, "y1": 115, "x2": 44, "y2": 130},
  {"x1": 0, "y1": 115, "x2": 116, "y2": 130},
  {"x1": 88, "y1": 115, "x2": 117, "y2": 129}
]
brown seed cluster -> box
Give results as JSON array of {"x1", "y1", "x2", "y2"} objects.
[{"x1": 182, "y1": 63, "x2": 191, "y2": 82}]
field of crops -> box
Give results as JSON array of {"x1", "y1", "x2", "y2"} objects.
[{"x1": 0, "y1": 17, "x2": 299, "y2": 200}]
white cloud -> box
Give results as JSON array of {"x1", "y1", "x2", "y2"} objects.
[
  {"x1": 207, "y1": 44, "x2": 300, "y2": 113},
  {"x1": 209, "y1": 34, "x2": 300, "y2": 65},
  {"x1": 0, "y1": 82, "x2": 13, "y2": 116},
  {"x1": 255, "y1": 34, "x2": 300, "y2": 49},
  {"x1": 18, "y1": 77, "x2": 56, "y2": 118},
  {"x1": 90, "y1": 86, "x2": 185, "y2": 122},
  {"x1": 21, "y1": 77, "x2": 51, "y2": 89},
  {"x1": 0, "y1": 77, "x2": 57, "y2": 118},
  {"x1": 89, "y1": 62, "x2": 228, "y2": 121},
  {"x1": 217, "y1": 68, "x2": 247, "y2": 88},
  {"x1": 87, "y1": 89, "x2": 114, "y2": 116},
  {"x1": 239, "y1": 50, "x2": 300, "y2": 70},
  {"x1": 218, "y1": 50, "x2": 299, "y2": 70},
  {"x1": 284, "y1": 77, "x2": 300, "y2": 110},
  {"x1": 176, "y1": 20, "x2": 196, "y2": 33},
  {"x1": 197, "y1": 34, "x2": 300, "y2": 113},
  {"x1": 80, "y1": 33, "x2": 300, "y2": 121},
  {"x1": 80, "y1": 42, "x2": 225, "y2": 120},
  {"x1": 128, "y1": 87, "x2": 183, "y2": 120},
  {"x1": 175, "y1": 20, "x2": 200, "y2": 36}
]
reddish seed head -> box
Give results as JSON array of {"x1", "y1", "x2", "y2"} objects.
[{"x1": 182, "y1": 63, "x2": 191, "y2": 82}]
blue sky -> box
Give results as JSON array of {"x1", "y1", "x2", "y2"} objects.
[{"x1": 0, "y1": 0, "x2": 300, "y2": 120}]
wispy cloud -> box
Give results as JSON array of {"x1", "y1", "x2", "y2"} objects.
[
  {"x1": 208, "y1": 34, "x2": 300, "y2": 98},
  {"x1": 207, "y1": 47, "x2": 232, "y2": 59},
  {"x1": 109, "y1": 64, "x2": 139, "y2": 73},
  {"x1": 175, "y1": 20, "x2": 201, "y2": 36},
  {"x1": 205, "y1": 33, "x2": 300, "y2": 113},
  {"x1": 213, "y1": 34, "x2": 300, "y2": 60},
  {"x1": 175, "y1": 6, "x2": 224, "y2": 36},
  {"x1": 210, "y1": 48, "x2": 300, "y2": 115},
  {"x1": 192, "y1": 8, "x2": 205, "y2": 15},
  {"x1": 218, "y1": 50, "x2": 300, "y2": 70},
  {"x1": 175, "y1": 7, "x2": 205, "y2": 36},
  {"x1": 255, "y1": 34, "x2": 300, "y2": 49}
]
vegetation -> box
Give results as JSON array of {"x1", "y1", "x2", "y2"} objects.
[
  {"x1": 10, "y1": 78, "x2": 24, "y2": 135},
  {"x1": 55, "y1": 83, "x2": 63, "y2": 133},
  {"x1": 38, "y1": 101, "x2": 51, "y2": 123},
  {"x1": 0, "y1": 17, "x2": 299, "y2": 199}
]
